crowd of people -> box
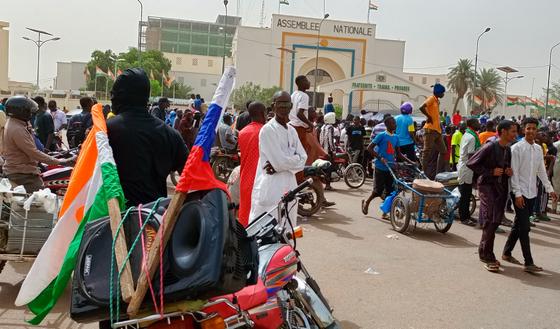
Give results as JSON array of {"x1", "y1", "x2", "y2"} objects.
[{"x1": 2, "y1": 70, "x2": 560, "y2": 275}]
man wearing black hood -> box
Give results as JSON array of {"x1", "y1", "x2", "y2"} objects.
[{"x1": 107, "y1": 68, "x2": 188, "y2": 207}]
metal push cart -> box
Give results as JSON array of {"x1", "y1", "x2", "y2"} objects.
[{"x1": 386, "y1": 162, "x2": 459, "y2": 234}]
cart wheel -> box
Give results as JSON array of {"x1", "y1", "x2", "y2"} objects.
[
  {"x1": 434, "y1": 221, "x2": 452, "y2": 233},
  {"x1": 344, "y1": 163, "x2": 366, "y2": 189},
  {"x1": 434, "y1": 203, "x2": 453, "y2": 233},
  {"x1": 469, "y1": 194, "x2": 477, "y2": 217},
  {"x1": 390, "y1": 195, "x2": 411, "y2": 233}
]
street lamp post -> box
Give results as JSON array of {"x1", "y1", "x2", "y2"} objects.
[
  {"x1": 472, "y1": 27, "x2": 491, "y2": 115},
  {"x1": 545, "y1": 41, "x2": 560, "y2": 118},
  {"x1": 136, "y1": 0, "x2": 143, "y2": 64},
  {"x1": 312, "y1": 13, "x2": 329, "y2": 110},
  {"x1": 22, "y1": 28, "x2": 60, "y2": 89},
  {"x1": 222, "y1": 0, "x2": 229, "y2": 74},
  {"x1": 503, "y1": 75, "x2": 524, "y2": 117}
]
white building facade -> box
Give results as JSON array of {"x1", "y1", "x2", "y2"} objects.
[
  {"x1": 0, "y1": 21, "x2": 9, "y2": 91},
  {"x1": 233, "y1": 14, "x2": 460, "y2": 117},
  {"x1": 54, "y1": 61, "x2": 87, "y2": 91}
]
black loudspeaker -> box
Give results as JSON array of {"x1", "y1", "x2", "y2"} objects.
[{"x1": 70, "y1": 189, "x2": 258, "y2": 323}]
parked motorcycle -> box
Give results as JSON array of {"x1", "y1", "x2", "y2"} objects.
[
  {"x1": 211, "y1": 148, "x2": 240, "y2": 183},
  {"x1": 297, "y1": 161, "x2": 332, "y2": 218},
  {"x1": 112, "y1": 179, "x2": 339, "y2": 329},
  {"x1": 328, "y1": 152, "x2": 366, "y2": 189}
]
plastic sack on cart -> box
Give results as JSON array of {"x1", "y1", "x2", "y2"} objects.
[
  {"x1": 0, "y1": 178, "x2": 13, "y2": 192},
  {"x1": 23, "y1": 188, "x2": 58, "y2": 214},
  {"x1": 447, "y1": 187, "x2": 461, "y2": 210},
  {"x1": 380, "y1": 191, "x2": 398, "y2": 214}
]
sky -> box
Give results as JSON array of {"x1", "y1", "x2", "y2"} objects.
[{"x1": 3, "y1": 0, "x2": 560, "y2": 97}]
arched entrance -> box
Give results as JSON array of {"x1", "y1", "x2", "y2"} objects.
[
  {"x1": 306, "y1": 69, "x2": 333, "y2": 86},
  {"x1": 297, "y1": 57, "x2": 346, "y2": 89}
]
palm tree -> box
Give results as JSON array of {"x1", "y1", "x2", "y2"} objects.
[
  {"x1": 478, "y1": 68, "x2": 504, "y2": 114},
  {"x1": 447, "y1": 59, "x2": 474, "y2": 114},
  {"x1": 468, "y1": 68, "x2": 503, "y2": 115}
]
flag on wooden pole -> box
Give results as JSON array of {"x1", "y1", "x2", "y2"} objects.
[
  {"x1": 95, "y1": 66, "x2": 108, "y2": 78},
  {"x1": 15, "y1": 104, "x2": 126, "y2": 324},
  {"x1": 369, "y1": 1, "x2": 378, "y2": 10}
]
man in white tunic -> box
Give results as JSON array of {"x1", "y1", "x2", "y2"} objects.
[{"x1": 249, "y1": 91, "x2": 307, "y2": 223}]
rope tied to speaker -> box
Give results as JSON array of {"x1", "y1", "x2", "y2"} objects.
[{"x1": 109, "y1": 198, "x2": 165, "y2": 324}]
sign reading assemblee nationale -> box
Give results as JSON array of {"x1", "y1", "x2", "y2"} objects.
[{"x1": 276, "y1": 18, "x2": 373, "y2": 37}]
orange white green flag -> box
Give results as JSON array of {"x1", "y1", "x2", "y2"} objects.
[{"x1": 15, "y1": 103, "x2": 125, "y2": 324}]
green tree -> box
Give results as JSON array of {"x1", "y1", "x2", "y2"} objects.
[
  {"x1": 150, "y1": 80, "x2": 162, "y2": 98},
  {"x1": 231, "y1": 82, "x2": 282, "y2": 111},
  {"x1": 468, "y1": 68, "x2": 503, "y2": 115},
  {"x1": 163, "y1": 82, "x2": 193, "y2": 99},
  {"x1": 84, "y1": 48, "x2": 193, "y2": 99},
  {"x1": 447, "y1": 59, "x2": 474, "y2": 114}
]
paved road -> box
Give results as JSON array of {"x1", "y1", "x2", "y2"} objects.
[{"x1": 1, "y1": 181, "x2": 559, "y2": 328}]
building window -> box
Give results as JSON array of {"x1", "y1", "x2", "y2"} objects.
[
  {"x1": 409, "y1": 76, "x2": 414, "y2": 82},
  {"x1": 208, "y1": 60, "x2": 213, "y2": 67},
  {"x1": 422, "y1": 77, "x2": 427, "y2": 85},
  {"x1": 192, "y1": 58, "x2": 198, "y2": 66},
  {"x1": 176, "y1": 57, "x2": 182, "y2": 65},
  {"x1": 201, "y1": 79, "x2": 207, "y2": 87}
]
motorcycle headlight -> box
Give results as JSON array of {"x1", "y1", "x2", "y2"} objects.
[{"x1": 200, "y1": 314, "x2": 226, "y2": 329}]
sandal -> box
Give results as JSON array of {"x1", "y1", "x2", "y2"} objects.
[
  {"x1": 524, "y1": 264, "x2": 543, "y2": 273},
  {"x1": 381, "y1": 213, "x2": 390, "y2": 220},
  {"x1": 484, "y1": 262, "x2": 500, "y2": 272},
  {"x1": 361, "y1": 199, "x2": 368, "y2": 215},
  {"x1": 502, "y1": 255, "x2": 522, "y2": 266}
]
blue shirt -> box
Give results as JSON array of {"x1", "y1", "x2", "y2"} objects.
[
  {"x1": 324, "y1": 103, "x2": 334, "y2": 114},
  {"x1": 373, "y1": 132, "x2": 399, "y2": 171},
  {"x1": 395, "y1": 114, "x2": 414, "y2": 146},
  {"x1": 194, "y1": 99, "x2": 202, "y2": 111}
]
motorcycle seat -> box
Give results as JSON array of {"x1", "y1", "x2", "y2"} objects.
[
  {"x1": 303, "y1": 166, "x2": 320, "y2": 177},
  {"x1": 206, "y1": 278, "x2": 268, "y2": 317}
]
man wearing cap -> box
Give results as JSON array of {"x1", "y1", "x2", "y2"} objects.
[
  {"x1": 107, "y1": 68, "x2": 188, "y2": 207},
  {"x1": 419, "y1": 83, "x2": 447, "y2": 179},
  {"x1": 151, "y1": 97, "x2": 170, "y2": 122},
  {"x1": 395, "y1": 102, "x2": 417, "y2": 162}
]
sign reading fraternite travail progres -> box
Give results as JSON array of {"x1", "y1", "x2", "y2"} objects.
[{"x1": 276, "y1": 17, "x2": 373, "y2": 37}]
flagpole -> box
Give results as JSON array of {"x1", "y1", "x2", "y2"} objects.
[
  {"x1": 108, "y1": 198, "x2": 135, "y2": 302},
  {"x1": 94, "y1": 76, "x2": 98, "y2": 98},
  {"x1": 161, "y1": 72, "x2": 164, "y2": 97},
  {"x1": 105, "y1": 77, "x2": 109, "y2": 100}
]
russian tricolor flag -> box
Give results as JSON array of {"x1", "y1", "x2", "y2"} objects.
[{"x1": 175, "y1": 67, "x2": 236, "y2": 194}]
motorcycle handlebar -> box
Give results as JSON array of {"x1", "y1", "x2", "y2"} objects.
[{"x1": 282, "y1": 178, "x2": 313, "y2": 203}]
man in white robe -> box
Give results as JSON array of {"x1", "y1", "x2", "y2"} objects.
[{"x1": 249, "y1": 91, "x2": 307, "y2": 223}]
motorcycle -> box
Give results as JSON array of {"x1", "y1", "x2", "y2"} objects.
[
  {"x1": 112, "y1": 179, "x2": 339, "y2": 329},
  {"x1": 328, "y1": 152, "x2": 366, "y2": 189},
  {"x1": 297, "y1": 161, "x2": 332, "y2": 218},
  {"x1": 40, "y1": 147, "x2": 79, "y2": 196},
  {"x1": 211, "y1": 148, "x2": 240, "y2": 183}
]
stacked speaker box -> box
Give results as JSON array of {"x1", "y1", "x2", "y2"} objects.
[{"x1": 71, "y1": 189, "x2": 258, "y2": 323}]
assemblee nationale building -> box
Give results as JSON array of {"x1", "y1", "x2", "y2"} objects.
[
  {"x1": 142, "y1": 13, "x2": 462, "y2": 118},
  {"x1": 36, "y1": 13, "x2": 459, "y2": 116}
]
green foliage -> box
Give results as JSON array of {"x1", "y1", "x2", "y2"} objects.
[
  {"x1": 543, "y1": 81, "x2": 560, "y2": 103},
  {"x1": 85, "y1": 48, "x2": 191, "y2": 99},
  {"x1": 447, "y1": 59, "x2": 474, "y2": 113},
  {"x1": 150, "y1": 80, "x2": 162, "y2": 98},
  {"x1": 334, "y1": 104, "x2": 343, "y2": 119},
  {"x1": 231, "y1": 82, "x2": 282, "y2": 111},
  {"x1": 467, "y1": 68, "x2": 503, "y2": 115}
]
